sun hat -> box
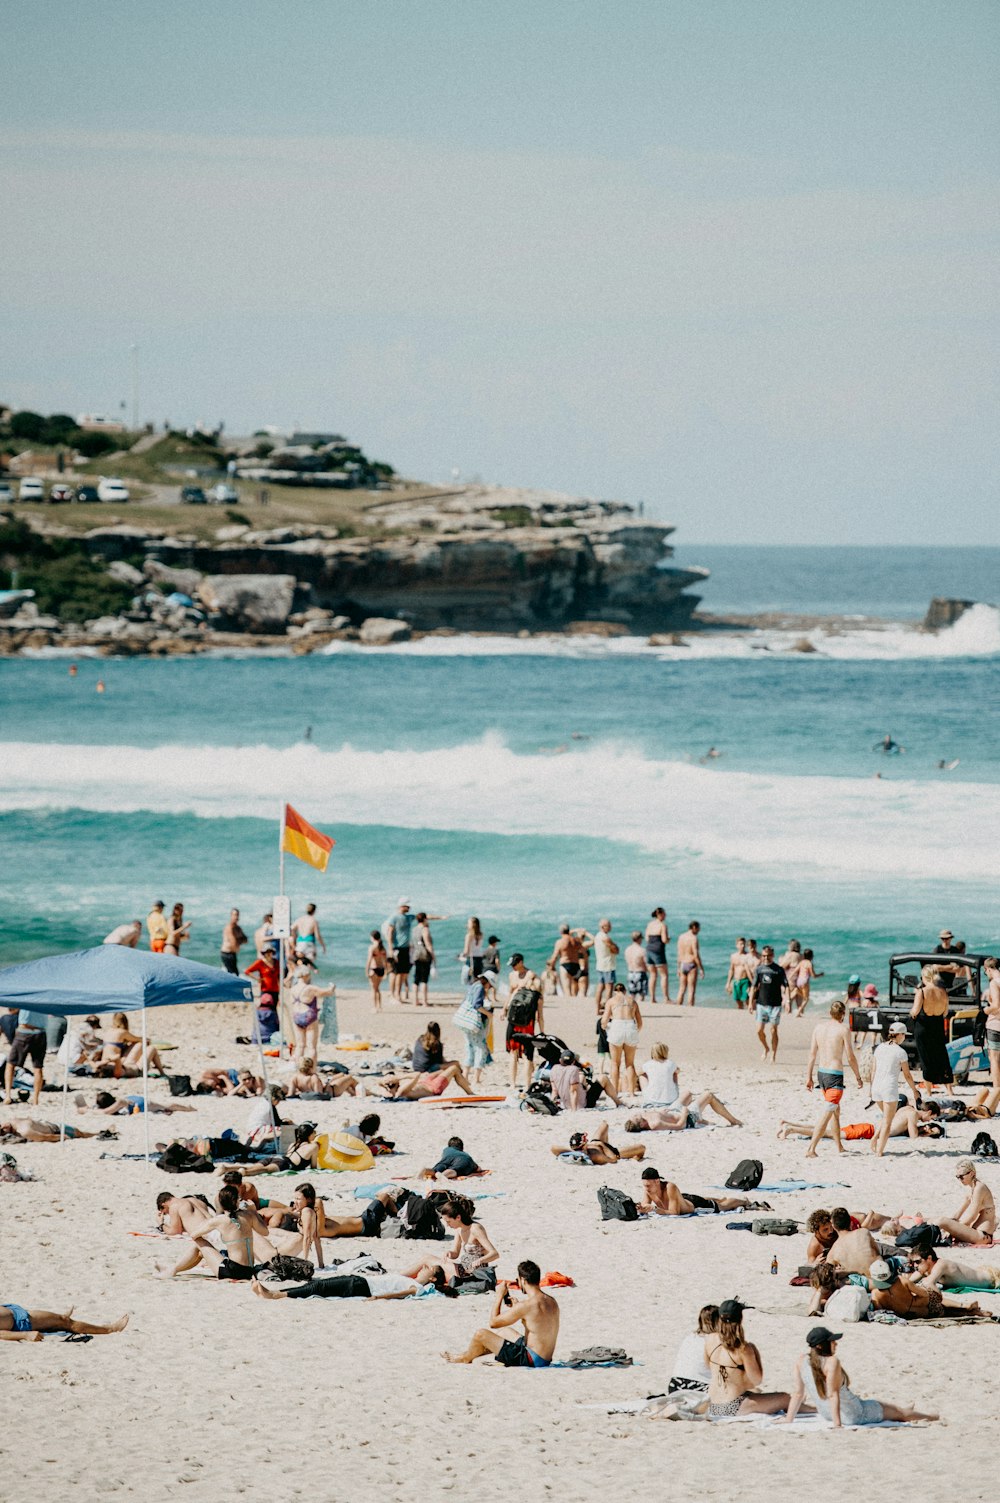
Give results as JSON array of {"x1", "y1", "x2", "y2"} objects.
[
  {"x1": 868, "y1": 1258, "x2": 896, "y2": 1289},
  {"x1": 862, "y1": 984, "x2": 879, "y2": 999},
  {"x1": 398, "y1": 898, "x2": 410, "y2": 907},
  {"x1": 479, "y1": 970, "x2": 498, "y2": 985},
  {"x1": 806, "y1": 1326, "x2": 843, "y2": 1348},
  {"x1": 939, "y1": 929, "x2": 953, "y2": 940}
]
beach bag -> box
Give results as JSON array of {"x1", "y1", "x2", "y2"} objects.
[
  {"x1": 725, "y1": 1159, "x2": 763, "y2": 1191},
  {"x1": 824, "y1": 1285, "x2": 871, "y2": 1324},
  {"x1": 507, "y1": 987, "x2": 541, "y2": 1027},
  {"x1": 598, "y1": 1186, "x2": 639, "y2": 1222},
  {"x1": 523, "y1": 1082, "x2": 560, "y2": 1115},
  {"x1": 261, "y1": 1254, "x2": 314, "y2": 1282},
  {"x1": 452, "y1": 995, "x2": 484, "y2": 1033},
  {"x1": 156, "y1": 1143, "x2": 213, "y2": 1174},
  {"x1": 893, "y1": 1223, "x2": 940, "y2": 1250},
  {"x1": 167, "y1": 1074, "x2": 193, "y2": 1097},
  {"x1": 451, "y1": 1265, "x2": 497, "y2": 1296},
  {"x1": 972, "y1": 1131, "x2": 999, "y2": 1159},
  {"x1": 397, "y1": 1192, "x2": 446, "y2": 1241},
  {"x1": 751, "y1": 1218, "x2": 797, "y2": 1236}
]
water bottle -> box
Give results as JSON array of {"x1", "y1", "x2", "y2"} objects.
[{"x1": 770, "y1": 1255, "x2": 779, "y2": 1276}]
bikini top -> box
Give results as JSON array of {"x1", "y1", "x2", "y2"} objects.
[{"x1": 708, "y1": 1343, "x2": 746, "y2": 1386}]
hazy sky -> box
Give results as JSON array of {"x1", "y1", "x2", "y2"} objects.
[{"x1": 2, "y1": 2, "x2": 997, "y2": 543}]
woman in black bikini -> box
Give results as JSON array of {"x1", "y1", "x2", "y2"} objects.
[{"x1": 705, "y1": 1300, "x2": 790, "y2": 1418}]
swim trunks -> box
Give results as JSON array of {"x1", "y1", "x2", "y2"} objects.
[
  {"x1": 495, "y1": 1335, "x2": 550, "y2": 1368},
  {"x1": 755, "y1": 1004, "x2": 782, "y2": 1026},
  {"x1": 596, "y1": 969, "x2": 616, "y2": 986},
  {"x1": 843, "y1": 1122, "x2": 875, "y2": 1140},
  {"x1": 9, "y1": 1030, "x2": 46, "y2": 1070},
  {"x1": 732, "y1": 978, "x2": 750, "y2": 1004},
  {"x1": 681, "y1": 1192, "x2": 720, "y2": 1212},
  {"x1": 221, "y1": 952, "x2": 239, "y2": 974},
  {"x1": 424, "y1": 1071, "x2": 450, "y2": 1096},
  {"x1": 3, "y1": 1303, "x2": 32, "y2": 1332},
  {"x1": 360, "y1": 1198, "x2": 389, "y2": 1237},
  {"x1": 627, "y1": 970, "x2": 648, "y2": 998},
  {"x1": 150, "y1": 939, "x2": 166, "y2": 953},
  {"x1": 217, "y1": 1259, "x2": 256, "y2": 1281},
  {"x1": 394, "y1": 946, "x2": 411, "y2": 975},
  {"x1": 680, "y1": 961, "x2": 697, "y2": 975},
  {"x1": 817, "y1": 1069, "x2": 845, "y2": 1105},
  {"x1": 560, "y1": 962, "x2": 580, "y2": 979}
]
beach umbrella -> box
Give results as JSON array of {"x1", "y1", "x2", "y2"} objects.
[{"x1": 0, "y1": 947, "x2": 254, "y2": 1159}]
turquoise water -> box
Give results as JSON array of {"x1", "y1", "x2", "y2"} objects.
[{"x1": 0, "y1": 547, "x2": 995, "y2": 996}]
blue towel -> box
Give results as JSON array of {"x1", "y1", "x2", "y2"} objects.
[{"x1": 710, "y1": 1180, "x2": 848, "y2": 1194}]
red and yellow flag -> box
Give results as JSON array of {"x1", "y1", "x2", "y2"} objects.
[{"x1": 282, "y1": 803, "x2": 335, "y2": 872}]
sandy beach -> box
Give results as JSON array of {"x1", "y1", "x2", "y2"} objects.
[{"x1": 3, "y1": 987, "x2": 995, "y2": 1503}]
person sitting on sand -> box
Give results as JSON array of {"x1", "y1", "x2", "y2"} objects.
[
  {"x1": 667, "y1": 1305, "x2": 718, "y2": 1398},
  {"x1": 624, "y1": 1089, "x2": 742, "y2": 1133},
  {"x1": 784, "y1": 1327, "x2": 938, "y2": 1427},
  {"x1": 98, "y1": 1013, "x2": 168, "y2": 1076},
  {"x1": 404, "y1": 1194, "x2": 497, "y2": 1285},
  {"x1": 418, "y1": 1135, "x2": 480, "y2": 1180},
  {"x1": 805, "y1": 1210, "x2": 839, "y2": 1264},
  {"x1": 265, "y1": 1183, "x2": 325, "y2": 1267},
  {"x1": 375, "y1": 1061, "x2": 476, "y2": 1100},
  {"x1": 638, "y1": 1169, "x2": 768, "y2": 1217},
  {"x1": 443, "y1": 1259, "x2": 559, "y2": 1367},
  {"x1": 868, "y1": 1259, "x2": 981, "y2": 1318},
  {"x1": 549, "y1": 1123, "x2": 646, "y2": 1165},
  {"x1": 0, "y1": 1116, "x2": 102, "y2": 1143},
  {"x1": 825, "y1": 1211, "x2": 882, "y2": 1277},
  {"x1": 253, "y1": 1264, "x2": 455, "y2": 1302},
  {"x1": 938, "y1": 1159, "x2": 996, "y2": 1245},
  {"x1": 705, "y1": 1299, "x2": 790, "y2": 1418},
  {"x1": 218, "y1": 1168, "x2": 263, "y2": 1211},
  {"x1": 157, "y1": 1191, "x2": 214, "y2": 1237},
  {"x1": 0, "y1": 1303, "x2": 129, "y2": 1341},
  {"x1": 908, "y1": 1247, "x2": 1000, "y2": 1291},
  {"x1": 159, "y1": 1183, "x2": 279, "y2": 1280}
]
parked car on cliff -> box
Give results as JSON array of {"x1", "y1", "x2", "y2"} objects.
[
  {"x1": 18, "y1": 477, "x2": 45, "y2": 502},
  {"x1": 49, "y1": 483, "x2": 74, "y2": 502},
  {"x1": 75, "y1": 484, "x2": 100, "y2": 503},
  {"x1": 207, "y1": 482, "x2": 239, "y2": 505},
  {"x1": 0, "y1": 481, "x2": 14, "y2": 505},
  {"x1": 97, "y1": 477, "x2": 130, "y2": 502},
  {"x1": 180, "y1": 485, "x2": 207, "y2": 505}
]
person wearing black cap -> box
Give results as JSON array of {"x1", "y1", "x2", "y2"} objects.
[
  {"x1": 784, "y1": 1327, "x2": 938, "y2": 1426},
  {"x1": 637, "y1": 1172, "x2": 765, "y2": 1217},
  {"x1": 704, "y1": 1300, "x2": 789, "y2": 1418}
]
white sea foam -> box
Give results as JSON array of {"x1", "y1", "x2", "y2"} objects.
[
  {"x1": 319, "y1": 603, "x2": 1000, "y2": 661},
  {"x1": 2, "y1": 736, "x2": 995, "y2": 881}
]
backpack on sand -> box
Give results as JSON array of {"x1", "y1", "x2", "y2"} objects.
[
  {"x1": 598, "y1": 1186, "x2": 639, "y2": 1222},
  {"x1": 726, "y1": 1159, "x2": 763, "y2": 1191},
  {"x1": 168, "y1": 1074, "x2": 193, "y2": 1097},
  {"x1": 751, "y1": 1217, "x2": 798, "y2": 1236},
  {"x1": 972, "y1": 1131, "x2": 999, "y2": 1159},
  {"x1": 894, "y1": 1223, "x2": 940, "y2": 1251},
  {"x1": 522, "y1": 1082, "x2": 560, "y2": 1115}
]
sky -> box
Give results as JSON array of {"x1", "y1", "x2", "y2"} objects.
[{"x1": 2, "y1": 2, "x2": 997, "y2": 544}]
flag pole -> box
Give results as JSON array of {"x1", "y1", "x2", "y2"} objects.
[{"x1": 278, "y1": 801, "x2": 286, "y2": 1060}]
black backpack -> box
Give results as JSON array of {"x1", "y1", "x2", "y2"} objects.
[
  {"x1": 598, "y1": 1186, "x2": 639, "y2": 1222},
  {"x1": 168, "y1": 1074, "x2": 193, "y2": 1097},
  {"x1": 507, "y1": 987, "x2": 541, "y2": 1027},
  {"x1": 156, "y1": 1143, "x2": 214, "y2": 1174},
  {"x1": 397, "y1": 1192, "x2": 446, "y2": 1240},
  {"x1": 894, "y1": 1222, "x2": 940, "y2": 1250},
  {"x1": 522, "y1": 1082, "x2": 560, "y2": 1115},
  {"x1": 726, "y1": 1158, "x2": 763, "y2": 1191},
  {"x1": 972, "y1": 1131, "x2": 999, "y2": 1159}
]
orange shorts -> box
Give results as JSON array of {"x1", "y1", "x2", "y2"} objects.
[
  {"x1": 843, "y1": 1122, "x2": 875, "y2": 1140},
  {"x1": 150, "y1": 939, "x2": 166, "y2": 953}
]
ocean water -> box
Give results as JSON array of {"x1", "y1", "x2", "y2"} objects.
[{"x1": 0, "y1": 547, "x2": 994, "y2": 998}]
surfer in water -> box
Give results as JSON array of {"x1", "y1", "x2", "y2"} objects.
[{"x1": 875, "y1": 733, "x2": 904, "y2": 755}]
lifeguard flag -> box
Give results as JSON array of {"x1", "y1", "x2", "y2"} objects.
[{"x1": 282, "y1": 803, "x2": 335, "y2": 872}]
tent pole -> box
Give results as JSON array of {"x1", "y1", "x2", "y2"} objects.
[
  {"x1": 61, "y1": 1035, "x2": 69, "y2": 1144},
  {"x1": 247, "y1": 997, "x2": 272, "y2": 1098},
  {"x1": 141, "y1": 1002, "x2": 150, "y2": 1163}
]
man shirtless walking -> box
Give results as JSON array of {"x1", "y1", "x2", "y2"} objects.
[
  {"x1": 726, "y1": 937, "x2": 755, "y2": 1010},
  {"x1": 549, "y1": 925, "x2": 584, "y2": 997},
  {"x1": 804, "y1": 1001, "x2": 863, "y2": 1157}
]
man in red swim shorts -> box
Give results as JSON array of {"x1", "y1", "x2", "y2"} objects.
[{"x1": 804, "y1": 1001, "x2": 864, "y2": 1158}]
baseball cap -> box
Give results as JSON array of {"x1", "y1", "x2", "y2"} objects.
[
  {"x1": 806, "y1": 1326, "x2": 843, "y2": 1348},
  {"x1": 862, "y1": 984, "x2": 879, "y2": 999},
  {"x1": 508, "y1": 953, "x2": 524, "y2": 966},
  {"x1": 888, "y1": 1020, "x2": 907, "y2": 1036},
  {"x1": 559, "y1": 1050, "x2": 575, "y2": 1065},
  {"x1": 848, "y1": 974, "x2": 861, "y2": 987},
  {"x1": 718, "y1": 1299, "x2": 751, "y2": 1321},
  {"x1": 868, "y1": 1258, "x2": 895, "y2": 1289},
  {"x1": 640, "y1": 1166, "x2": 663, "y2": 1181},
  {"x1": 398, "y1": 898, "x2": 410, "y2": 907}
]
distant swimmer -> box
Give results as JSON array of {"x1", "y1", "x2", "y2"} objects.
[
  {"x1": 68, "y1": 663, "x2": 78, "y2": 678},
  {"x1": 937, "y1": 759, "x2": 960, "y2": 772},
  {"x1": 96, "y1": 679, "x2": 106, "y2": 695},
  {"x1": 699, "y1": 747, "x2": 722, "y2": 764},
  {"x1": 570, "y1": 732, "x2": 591, "y2": 741},
  {"x1": 304, "y1": 726, "x2": 313, "y2": 742},
  {"x1": 874, "y1": 733, "x2": 904, "y2": 754}
]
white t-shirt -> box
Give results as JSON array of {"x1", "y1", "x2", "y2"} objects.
[
  {"x1": 364, "y1": 1273, "x2": 419, "y2": 1298},
  {"x1": 871, "y1": 1041, "x2": 907, "y2": 1102},
  {"x1": 671, "y1": 1331, "x2": 711, "y2": 1387},
  {"x1": 594, "y1": 933, "x2": 617, "y2": 971},
  {"x1": 641, "y1": 1059, "x2": 679, "y2": 1106},
  {"x1": 247, "y1": 1098, "x2": 275, "y2": 1135}
]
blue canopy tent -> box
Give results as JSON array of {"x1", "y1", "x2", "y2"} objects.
[{"x1": 0, "y1": 947, "x2": 256, "y2": 1159}]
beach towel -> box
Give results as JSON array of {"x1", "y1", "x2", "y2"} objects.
[{"x1": 710, "y1": 1180, "x2": 849, "y2": 1194}]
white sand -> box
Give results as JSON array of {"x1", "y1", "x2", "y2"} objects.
[{"x1": 3, "y1": 990, "x2": 995, "y2": 1502}]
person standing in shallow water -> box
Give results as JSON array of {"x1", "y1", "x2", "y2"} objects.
[
  {"x1": 221, "y1": 908, "x2": 247, "y2": 974},
  {"x1": 644, "y1": 907, "x2": 671, "y2": 1003},
  {"x1": 676, "y1": 922, "x2": 704, "y2": 1006}
]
